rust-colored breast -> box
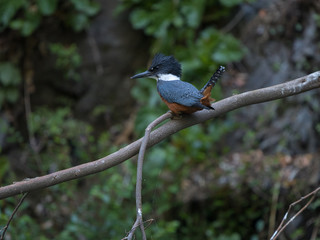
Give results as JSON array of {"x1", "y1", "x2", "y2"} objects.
[
  {"x1": 157, "y1": 82, "x2": 215, "y2": 115},
  {"x1": 160, "y1": 97, "x2": 201, "y2": 115}
]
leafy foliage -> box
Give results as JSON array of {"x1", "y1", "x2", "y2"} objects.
[
  {"x1": 49, "y1": 43, "x2": 82, "y2": 81},
  {"x1": 27, "y1": 107, "x2": 94, "y2": 172},
  {"x1": 0, "y1": 0, "x2": 25, "y2": 31},
  {"x1": 0, "y1": 0, "x2": 100, "y2": 35},
  {"x1": 0, "y1": 0, "x2": 262, "y2": 239},
  {"x1": 121, "y1": 0, "x2": 246, "y2": 69},
  {"x1": 0, "y1": 0, "x2": 100, "y2": 235},
  {"x1": 2, "y1": 0, "x2": 316, "y2": 239}
]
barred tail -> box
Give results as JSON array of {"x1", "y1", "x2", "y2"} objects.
[{"x1": 200, "y1": 66, "x2": 225, "y2": 94}]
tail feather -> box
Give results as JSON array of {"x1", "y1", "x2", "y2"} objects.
[{"x1": 200, "y1": 66, "x2": 225, "y2": 94}]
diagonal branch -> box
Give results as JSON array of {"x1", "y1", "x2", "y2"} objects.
[
  {"x1": 0, "y1": 192, "x2": 29, "y2": 240},
  {"x1": 0, "y1": 71, "x2": 319, "y2": 199}
]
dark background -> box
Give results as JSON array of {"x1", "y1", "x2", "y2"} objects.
[{"x1": 0, "y1": 0, "x2": 320, "y2": 239}]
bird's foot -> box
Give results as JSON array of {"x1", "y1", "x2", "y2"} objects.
[{"x1": 168, "y1": 111, "x2": 183, "y2": 120}]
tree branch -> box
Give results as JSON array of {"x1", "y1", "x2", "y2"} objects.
[
  {"x1": 270, "y1": 186, "x2": 320, "y2": 240},
  {"x1": 0, "y1": 71, "x2": 319, "y2": 199},
  {"x1": 126, "y1": 112, "x2": 172, "y2": 240},
  {"x1": 0, "y1": 192, "x2": 29, "y2": 240}
]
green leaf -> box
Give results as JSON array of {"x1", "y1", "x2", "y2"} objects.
[
  {"x1": 66, "y1": 13, "x2": 89, "y2": 32},
  {"x1": 130, "y1": 9, "x2": 150, "y2": 29},
  {"x1": 9, "y1": 10, "x2": 41, "y2": 36},
  {"x1": 0, "y1": 64, "x2": 21, "y2": 104},
  {"x1": 20, "y1": 21, "x2": 39, "y2": 36},
  {"x1": 181, "y1": 0, "x2": 205, "y2": 28},
  {"x1": 0, "y1": 62, "x2": 21, "y2": 86},
  {"x1": 130, "y1": 1, "x2": 176, "y2": 37},
  {"x1": 9, "y1": 19, "x2": 24, "y2": 30},
  {"x1": 211, "y1": 35, "x2": 245, "y2": 63},
  {"x1": 37, "y1": 0, "x2": 58, "y2": 16},
  {"x1": 195, "y1": 28, "x2": 245, "y2": 64},
  {"x1": 69, "y1": 0, "x2": 100, "y2": 16},
  {"x1": 0, "y1": 0, "x2": 25, "y2": 28}
]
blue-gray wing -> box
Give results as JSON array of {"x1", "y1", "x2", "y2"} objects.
[{"x1": 157, "y1": 80, "x2": 206, "y2": 108}]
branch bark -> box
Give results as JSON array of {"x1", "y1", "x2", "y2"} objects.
[
  {"x1": 0, "y1": 71, "x2": 319, "y2": 199},
  {"x1": 126, "y1": 112, "x2": 172, "y2": 240}
]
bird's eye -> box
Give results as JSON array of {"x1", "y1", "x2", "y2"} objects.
[{"x1": 149, "y1": 66, "x2": 159, "y2": 72}]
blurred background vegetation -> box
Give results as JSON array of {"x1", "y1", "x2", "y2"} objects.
[{"x1": 0, "y1": 0, "x2": 320, "y2": 239}]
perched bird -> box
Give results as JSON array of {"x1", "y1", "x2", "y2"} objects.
[{"x1": 131, "y1": 53, "x2": 225, "y2": 115}]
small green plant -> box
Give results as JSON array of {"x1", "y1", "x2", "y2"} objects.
[
  {"x1": 27, "y1": 107, "x2": 93, "y2": 171},
  {"x1": 0, "y1": 0, "x2": 100, "y2": 36},
  {"x1": 49, "y1": 43, "x2": 82, "y2": 81}
]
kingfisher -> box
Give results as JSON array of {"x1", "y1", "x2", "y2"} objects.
[{"x1": 131, "y1": 53, "x2": 225, "y2": 115}]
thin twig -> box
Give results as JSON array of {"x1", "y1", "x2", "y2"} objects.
[
  {"x1": 23, "y1": 62, "x2": 43, "y2": 174},
  {"x1": 126, "y1": 112, "x2": 172, "y2": 240},
  {"x1": 221, "y1": 8, "x2": 245, "y2": 33},
  {"x1": 123, "y1": 219, "x2": 155, "y2": 240},
  {"x1": 0, "y1": 192, "x2": 29, "y2": 240},
  {"x1": 270, "y1": 186, "x2": 320, "y2": 240},
  {"x1": 268, "y1": 181, "x2": 281, "y2": 238},
  {"x1": 0, "y1": 71, "x2": 319, "y2": 199}
]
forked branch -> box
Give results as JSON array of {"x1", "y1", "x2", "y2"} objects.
[
  {"x1": 125, "y1": 112, "x2": 172, "y2": 240},
  {"x1": 0, "y1": 71, "x2": 319, "y2": 199},
  {"x1": 270, "y1": 186, "x2": 320, "y2": 240}
]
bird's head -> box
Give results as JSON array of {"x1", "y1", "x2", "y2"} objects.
[{"x1": 131, "y1": 53, "x2": 181, "y2": 81}]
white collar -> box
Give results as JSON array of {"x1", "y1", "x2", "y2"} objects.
[{"x1": 157, "y1": 74, "x2": 180, "y2": 81}]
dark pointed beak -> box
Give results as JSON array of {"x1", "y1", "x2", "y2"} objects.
[{"x1": 131, "y1": 70, "x2": 152, "y2": 79}]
